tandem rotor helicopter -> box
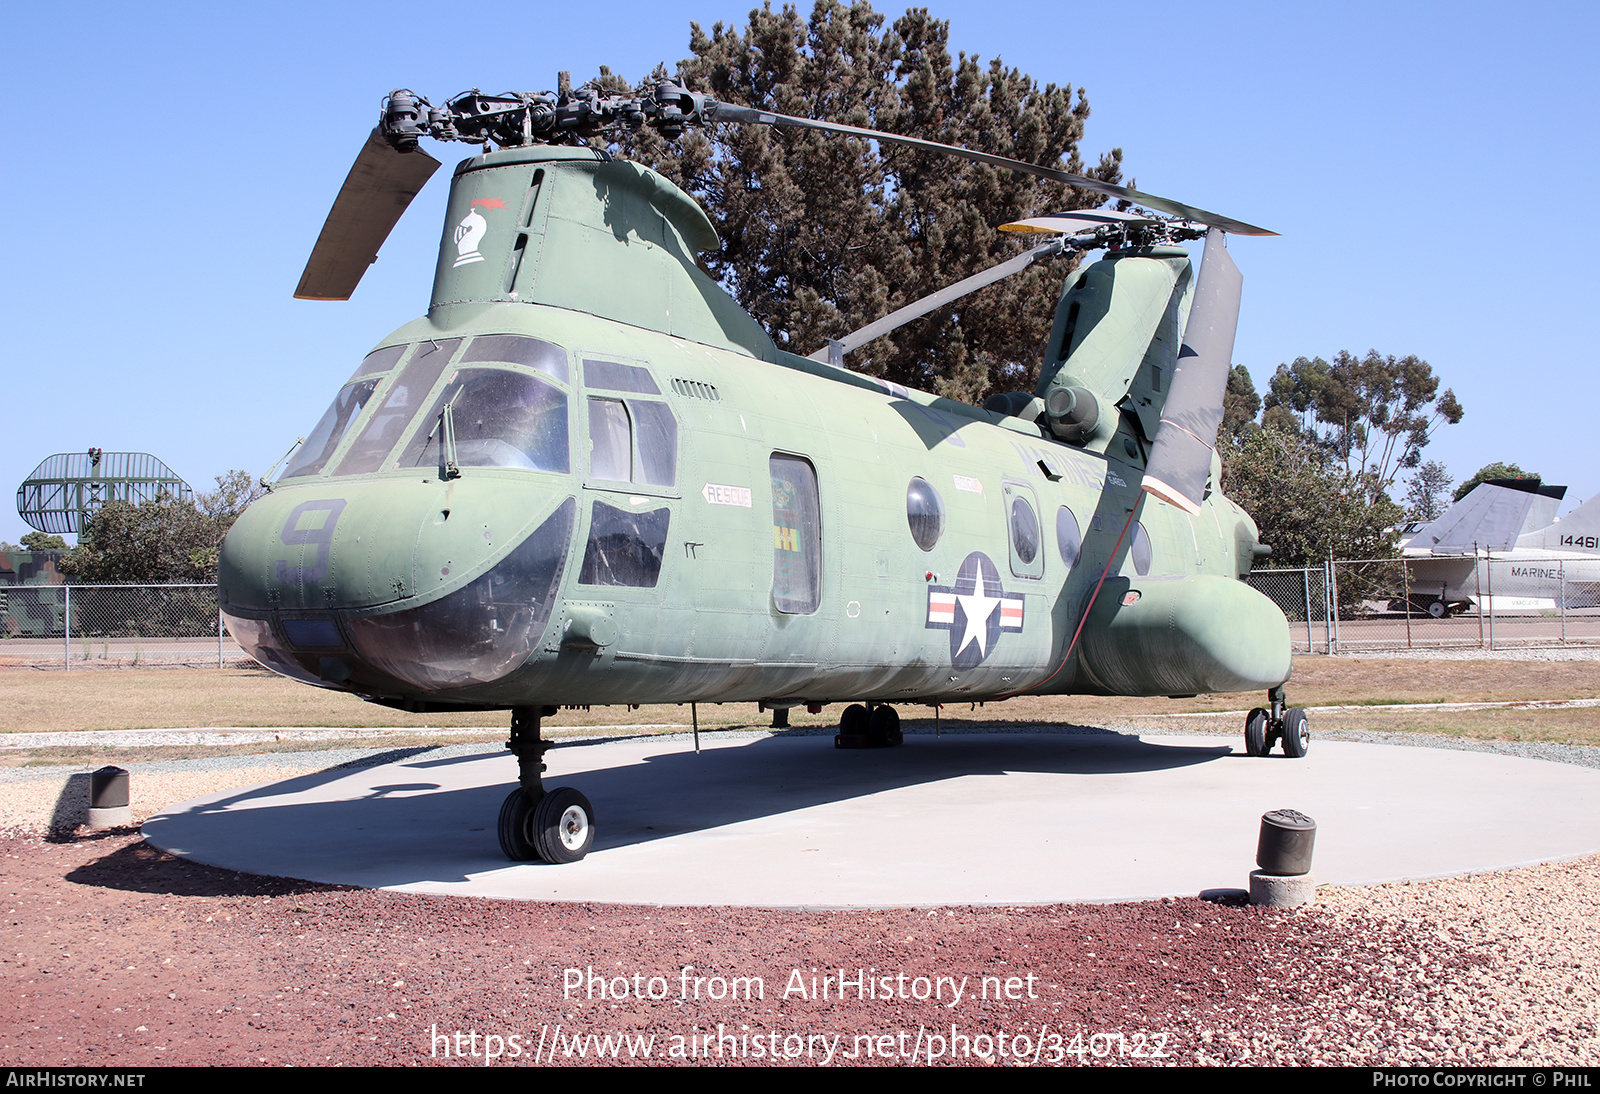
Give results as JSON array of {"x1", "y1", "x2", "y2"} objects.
[{"x1": 219, "y1": 78, "x2": 1305, "y2": 865}]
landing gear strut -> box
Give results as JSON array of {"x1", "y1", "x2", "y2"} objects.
[
  {"x1": 1243, "y1": 685, "x2": 1309, "y2": 759},
  {"x1": 835, "y1": 702, "x2": 903, "y2": 748},
  {"x1": 499, "y1": 705, "x2": 595, "y2": 863}
]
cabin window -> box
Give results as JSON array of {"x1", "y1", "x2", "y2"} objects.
[
  {"x1": 579, "y1": 501, "x2": 670, "y2": 588},
  {"x1": 905, "y1": 477, "x2": 944, "y2": 552},
  {"x1": 1131, "y1": 522, "x2": 1153, "y2": 576},
  {"x1": 1056, "y1": 506, "x2": 1082, "y2": 569},
  {"x1": 1004, "y1": 482, "x2": 1043, "y2": 580},
  {"x1": 770, "y1": 454, "x2": 821, "y2": 614},
  {"x1": 334, "y1": 338, "x2": 461, "y2": 475},
  {"x1": 399, "y1": 368, "x2": 569, "y2": 473}
]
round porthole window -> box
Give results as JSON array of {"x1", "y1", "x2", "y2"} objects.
[
  {"x1": 1057, "y1": 506, "x2": 1081, "y2": 569},
  {"x1": 1131, "y1": 522, "x2": 1152, "y2": 576},
  {"x1": 1010, "y1": 496, "x2": 1040, "y2": 565},
  {"x1": 906, "y1": 477, "x2": 945, "y2": 552}
]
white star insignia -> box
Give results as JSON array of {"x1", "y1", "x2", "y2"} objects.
[{"x1": 953, "y1": 568, "x2": 1001, "y2": 659}]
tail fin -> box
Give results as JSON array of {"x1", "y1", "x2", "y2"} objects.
[
  {"x1": 1519, "y1": 490, "x2": 1600, "y2": 552},
  {"x1": 1410, "y1": 479, "x2": 1565, "y2": 554}
]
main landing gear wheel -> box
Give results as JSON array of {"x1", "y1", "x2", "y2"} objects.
[
  {"x1": 1427, "y1": 600, "x2": 1448, "y2": 619},
  {"x1": 534, "y1": 787, "x2": 595, "y2": 864},
  {"x1": 1281, "y1": 708, "x2": 1309, "y2": 758},
  {"x1": 868, "y1": 704, "x2": 902, "y2": 746},
  {"x1": 1244, "y1": 708, "x2": 1269, "y2": 757},
  {"x1": 1246, "y1": 688, "x2": 1309, "y2": 760},
  {"x1": 835, "y1": 703, "x2": 902, "y2": 748},
  {"x1": 839, "y1": 704, "x2": 868, "y2": 736}
]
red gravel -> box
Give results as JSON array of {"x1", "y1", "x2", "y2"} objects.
[{"x1": 0, "y1": 829, "x2": 1505, "y2": 1067}]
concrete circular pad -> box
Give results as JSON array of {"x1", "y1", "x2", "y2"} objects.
[{"x1": 142, "y1": 731, "x2": 1600, "y2": 907}]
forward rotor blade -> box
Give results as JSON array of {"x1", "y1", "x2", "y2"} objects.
[
  {"x1": 1000, "y1": 210, "x2": 1159, "y2": 234},
  {"x1": 707, "y1": 101, "x2": 1275, "y2": 237},
  {"x1": 1141, "y1": 229, "x2": 1241, "y2": 514},
  {"x1": 294, "y1": 128, "x2": 441, "y2": 300},
  {"x1": 806, "y1": 240, "x2": 1064, "y2": 363}
]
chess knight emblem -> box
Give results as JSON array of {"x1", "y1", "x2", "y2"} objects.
[
  {"x1": 452, "y1": 197, "x2": 506, "y2": 267},
  {"x1": 925, "y1": 552, "x2": 1025, "y2": 670}
]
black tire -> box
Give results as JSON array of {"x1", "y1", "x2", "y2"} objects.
[
  {"x1": 1281, "y1": 708, "x2": 1309, "y2": 758},
  {"x1": 535, "y1": 786, "x2": 595, "y2": 863},
  {"x1": 1244, "y1": 708, "x2": 1269, "y2": 757},
  {"x1": 498, "y1": 788, "x2": 540, "y2": 861},
  {"x1": 867, "y1": 704, "x2": 902, "y2": 746},
  {"x1": 1427, "y1": 600, "x2": 1447, "y2": 619},
  {"x1": 839, "y1": 704, "x2": 869, "y2": 736}
]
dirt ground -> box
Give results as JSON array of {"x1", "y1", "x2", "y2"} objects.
[
  {"x1": 2, "y1": 657, "x2": 1598, "y2": 1067},
  {"x1": 8, "y1": 829, "x2": 1593, "y2": 1068},
  {"x1": 3, "y1": 656, "x2": 1599, "y2": 765}
]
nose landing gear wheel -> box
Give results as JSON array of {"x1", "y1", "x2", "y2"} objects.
[
  {"x1": 498, "y1": 788, "x2": 540, "y2": 861},
  {"x1": 535, "y1": 787, "x2": 595, "y2": 863},
  {"x1": 499, "y1": 787, "x2": 595, "y2": 863},
  {"x1": 1244, "y1": 708, "x2": 1269, "y2": 757},
  {"x1": 1281, "y1": 708, "x2": 1309, "y2": 758}
]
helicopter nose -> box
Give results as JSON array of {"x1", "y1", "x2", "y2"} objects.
[{"x1": 220, "y1": 483, "x2": 576, "y2": 695}]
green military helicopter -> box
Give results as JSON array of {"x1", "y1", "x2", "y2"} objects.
[{"x1": 218, "y1": 81, "x2": 1305, "y2": 865}]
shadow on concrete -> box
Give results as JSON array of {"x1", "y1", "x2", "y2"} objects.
[{"x1": 143, "y1": 731, "x2": 1230, "y2": 889}]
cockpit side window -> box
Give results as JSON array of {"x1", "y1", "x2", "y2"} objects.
[
  {"x1": 399, "y1": 367, "x2": 570, "y2": 473},
  {"x1": 588, "y1": 398, "x2": 633, "y2": 482},
  {"x1": 584, "y1": 359, "x2": 677, "y2": 488},
  {"x1": 630, "y1": 401, "x2": 677, "y2": 487},
  {"x1": 333, "y1": 339, "x2": 461, "y2": 476},
  {"x1": 584, "y1": 359, "x2": 659, "y2": 394}
]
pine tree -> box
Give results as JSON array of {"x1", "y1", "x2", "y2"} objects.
[{"x1": 606, "y1": 1, "x2": 1122, "y2": 403}]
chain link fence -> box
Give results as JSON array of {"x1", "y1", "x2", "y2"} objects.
[
  {"x1": 5, "y1": 560, "x2": 1597, "y2": 668},
  {"x1": 0, "y1": 583, "x2": 249, "y2": 667},
  {"x1": 1245, "y1": 566, "x2": 1333, "y2": 653},
  {"x1": 1296, "y1": 556, "x2": 1600, "y2": 652}
]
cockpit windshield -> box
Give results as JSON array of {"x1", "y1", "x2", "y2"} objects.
[
  {"x1": 399, "y1": 367, "x2": 570, "y2": 473},
  {"x1": 279, "y1": 344, "x2": 406, "y2": 480},
  {"x1": 283, "y1": 336, "x2": 575, "y2": 479}
]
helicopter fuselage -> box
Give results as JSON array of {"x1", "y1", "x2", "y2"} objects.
[{"x1": 219, "y1": 143, "x2": 1290, "y2": 716}]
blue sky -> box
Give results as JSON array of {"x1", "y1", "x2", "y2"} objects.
[{"x1": 4, "y1": 0, "x2": 1596, "y2": 545}]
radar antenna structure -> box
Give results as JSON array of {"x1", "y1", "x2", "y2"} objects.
[{"x1": 16, "y1": 450, "x2": 193, "y2": 535}]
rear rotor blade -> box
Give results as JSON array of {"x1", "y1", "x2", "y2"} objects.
[
  {"x1": 806, "y1": 239, "x2": 1065, "y2": 362},
  {"x1": 1141, "y1": 229, "x2": 1242, "y2": 514},
  {"x1": 707, "y1": 101, "x2": 1276, "y2": 236},
  {"x1": 294, "y1": 128, "x2": 441, "y2": 300}
]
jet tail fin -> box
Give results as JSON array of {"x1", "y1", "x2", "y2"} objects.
[
  {"x1": 1519, "y1": 488, "x2": 1600, "y2": 552},
  {"x1": 1410, "y1": 479, "x2": 1564, "y2": 554}
]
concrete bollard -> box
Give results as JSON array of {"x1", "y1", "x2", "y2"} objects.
[
  {"x1": 1249, "y1": 808, "x2": 1317, "y2": 908},
  {"x1": 88, "y1": 766, "x2": 131, "y2": 829}
]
